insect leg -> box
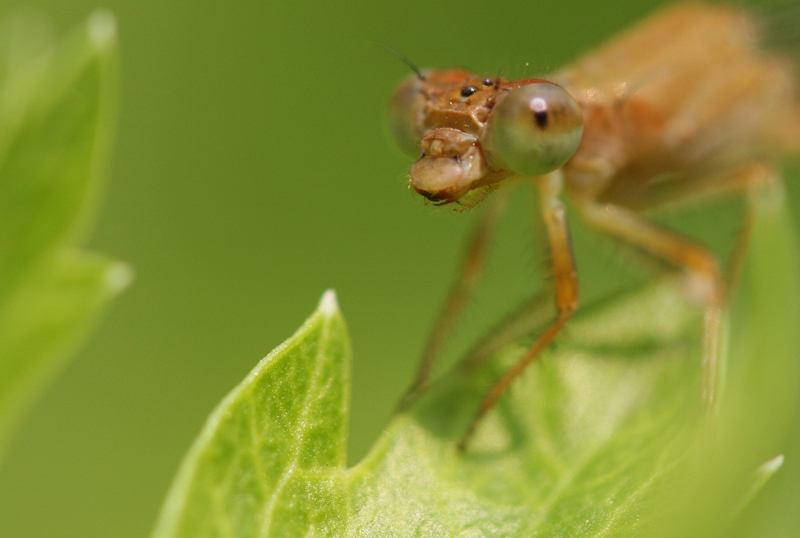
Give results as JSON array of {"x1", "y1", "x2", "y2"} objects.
[
  {"x1": 600, "y1": 162, "x2": 779, "y2": 298},
  {"x1": 456, "y1": 289, "x2": 551, "y2": 374},
  {"x1": 720, "y1": 164, "x2": 780, "y2": 297},
  {"x1": 572, "y1": 194, "x2": 723, "y2": 412},
  {"x1": 396, "y1": 191, "x2": 508, "y2": 411},
  {"x1": 458, "y1": 170, "x2": 578, "y2": 450}
]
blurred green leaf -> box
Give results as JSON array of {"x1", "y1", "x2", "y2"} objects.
[
  {"x1": 661, "y1": 183, "x2": 800, "y2": 538},
  {"x1": 154, "y1": 187, "x2": 799, "y2": 536},
  {"x1": 0, "y1": 11, "x2": 128, "y2": 459}
]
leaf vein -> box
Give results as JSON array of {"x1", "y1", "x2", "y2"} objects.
[{"x1": 258, "y1": 316, "x2": 332, "y2": 537}]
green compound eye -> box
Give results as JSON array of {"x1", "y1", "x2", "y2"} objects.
[
  {"x1": 387, "y1": 73, "x2": 427, "y2": 158},
  {"x1": 484, "y1": 82, "x2": 583, "y2": 177}
]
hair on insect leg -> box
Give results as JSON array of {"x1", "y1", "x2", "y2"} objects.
[{"x1": 458, "y1": 289, "x2": 552, "y2": 373}]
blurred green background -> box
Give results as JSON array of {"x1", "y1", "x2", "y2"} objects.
[{"x1": 0, "y1": 0, "x2": 798, "y2": 536}]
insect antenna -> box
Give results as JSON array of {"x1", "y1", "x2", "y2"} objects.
[
  {"x1": 373, "y1": 42, "x2": 425, "y2": 80},
  {"x1": 493, "y1": 67, "x2": 504, "y2": 89}
]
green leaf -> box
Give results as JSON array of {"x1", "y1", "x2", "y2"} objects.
[
  {"x1": 152, "y1": 290, "x2": 351, "y2": 537},
  {"x1": 154, "y1": 186, "x2": 799, "y2": 537},
  {"x1": 350, "y1": 276, "x2": 707, "y2": 536},
  {"x1": 0, "y1": 12, "x2": 127, "y2": 459}
]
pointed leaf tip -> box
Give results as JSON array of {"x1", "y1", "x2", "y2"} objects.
[
  {"x1": 318, "y1": 289, "x2": 339, "y2": 316},
  {"x1": 152, "y1": 286, "x2": 351, "y2": 537},
  {"x1": 732, "y1": 454, "x2": 786, "y2": 518},
  {"x1": 758, "y1": 454, "x2": 784, "y2": 476},
  {"x1": 87, "y1": 10, "x2": 117, "y2": 48},
  {"x1": 104, "y1": 262, "x2": 134, "y2": 294}
]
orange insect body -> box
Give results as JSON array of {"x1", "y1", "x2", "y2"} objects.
[
  {"x1": 388, "y1": 3, "x2": 800, "y2": 448},
  {"x1": 559, "y1": 4, "x2": 800, "y2": 206}
]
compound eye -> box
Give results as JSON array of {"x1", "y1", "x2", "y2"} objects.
[
  {"x1": 484, "y1": 82, "x2": 583, "y2": 177},
  {"x1": 387, "y1": 73, "x2": 427, "y2": 158}
]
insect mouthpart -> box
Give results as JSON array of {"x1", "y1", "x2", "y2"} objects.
[
  {"x1": 409, "y1": 129, "x2": 490, "y2": 204},
  {"x1": 410, "y1": 154, "x2": 467, "y2": 203}
]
